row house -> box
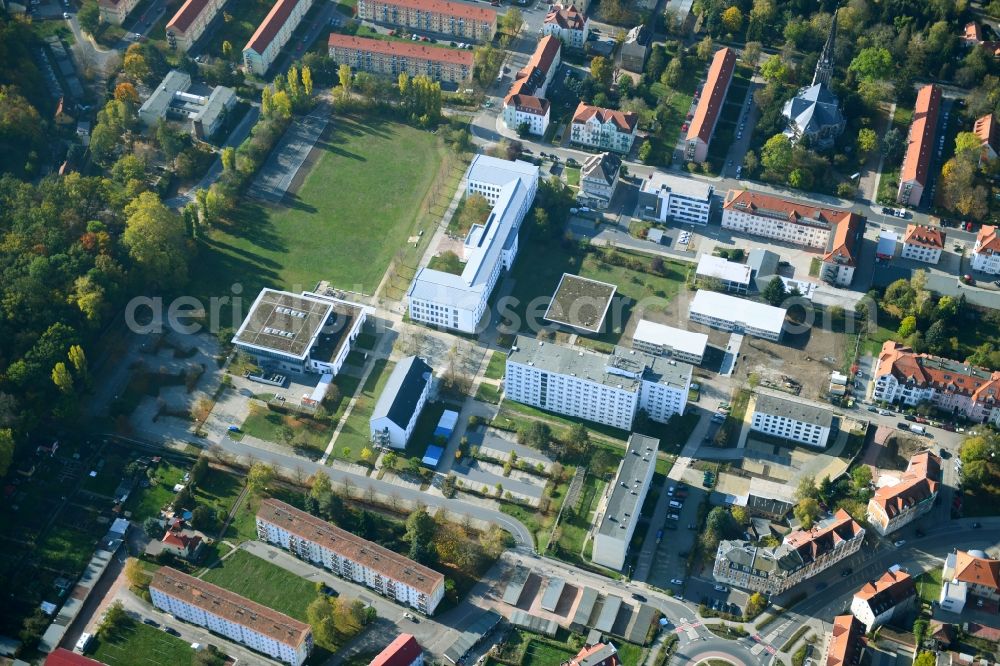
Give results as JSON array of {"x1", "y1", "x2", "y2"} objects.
[
  {"x1": 872, "y1": 341, "x2": 1000, "y2": 425},
  {"x1": 542, "y1": 4, "x2": 588, "y2": 49},
  {"x1": 866, "y1": 451, "x2": 941, "y2": 535},
  {"x1": 849, "y1": 567, "x2": 916, "y2": 631},
  {"x1": 901, "y1": 224, "x2": 945, "y2": 264},
  {"x1": 940, "y1": 549, "x2": 1000, "y2": 614},
  {"x1": 166, "y1": 0, "x2": 226, "y2": 51},
  {"x1": 243, "y1": 0, "x2": 315, "y2": 75},
  {"x1": 897, "y1": 84, "x2": 941, "y2": 207},
  {"x1": 684, "y1": 47, "x2": 736, "y2": 163},
  {"x1": 327, "y1": 34, "x2": 473, "y2": 83},
  {"x1": 501, "y1": 36, "x2": 561, "y2": 136},
  {"x1": 256, "y1": 499, "x2": 447, "y2": 615},
  {"x1": 98, "y1": 0, "x2": 139, "y2": 24},
  {"x1": 570, "y1": 102, "x2": 638, "y2": 154},
  {"x1": 712, "y1": 509, "x2": 865, "y2": 595},
  {"x1": 972, "y1": 225, "x2": 1000, "y2": 275},
  {"x1": 357, "y1": 0, "x2": 496, "y2": 41},
  {"x1": 824, "y1": 615, "x2": 866, "y2": 666}
]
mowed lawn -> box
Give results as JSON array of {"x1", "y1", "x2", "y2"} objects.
[
  {"x1": 89, "y1": 622, "x2": 194, "y2": 666},
  {"x1": 195, "y1": 116, "x2": 446, "y2": 309},
  {"x1": 200, "y1": 549, "x2": 316, "y2": 621}
]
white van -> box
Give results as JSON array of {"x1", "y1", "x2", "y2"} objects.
[
  {"x1": 75, "y1": 632, "x2": 93, "y2": 653},
  {"x1": 668, "y1": 500, "x2": 683, "y2": 510}
]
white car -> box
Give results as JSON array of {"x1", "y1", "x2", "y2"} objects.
[
  {"x1": 894, "y1": 540, "x2": 906, "y2": 547},
  {"x1": 714, "y1": 584, "x2": 728, "y2": 592},
  {"x1": 670, "y1": 578, "x2": 684, "y2": 586}
]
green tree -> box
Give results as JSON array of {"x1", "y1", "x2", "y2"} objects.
[
  {"x1": 338, "y1": 64, "x2": 353, "y2": 93},
  {"x1": 696, "y1": 35, "x2": 715, "y2": 60},
  {"x1": 96, "y1": 601, "x2": 131, "y2": 640},
  {"x1": 897, "y1": 315, "x2": 917, "y2": 338},
  {"x1": 78, "y1": 0, "x2": 100, "y2": 34},
  {"x1": 793, "y1": 498, "x2": 821, "y2": 530},
  {"x1": 383, "y1": 451, "x2": 398, "y2": 470},
  {"x1": 190, "y1": 456, "x2": 209, "y2": 485},
  {"x1": 721, "y1": 6, "x2": 743, "y2": 33},
  {"x1": 565, "y1": 422, "x2": 592, "y2": 458},
  {"x1": 123, "y1": 192, "x2": 188, "y2": 289},
  {"x1": 661, "y1": 58, "x2": 683, "y2": 87},
  {"x1": 404, "y1": 508, "x2": 437, "y2": 564},
  {"x1": 123, "y1": 44, "x2": 152, "y2": 83},
  {"x1": 191, "y1": 505, "x2": 216, "y2": 531},
  {"x1": 68, "y1": 344, "x2": 88, "y2": 380},
  {"x1": 310, "y1": 471, "x2": 332, "y2": 500},
  {"x1": 638, "y1": 141, "x2": 653, "y2": 163},
  {"x1": 590, "y1": 56, "x2": 613, "y2": 87},
  {"x1": 954, "y1": 131, "x2": 982, "y2": 156},
  {"x1": 848, "y1": 47, "x2": 893, "y2": 80},
  {"x1": 796, "y1": 475, "x2": 818, "y2": 501},
  {"x1": 247, "y1": 462, "x2": 275, "y2": 494},
  {"x1": 788, "y1": 168, "x2": 813, "y2": 189},
  {"x1": 850, "y1": 465, "x2": 872, "y2": 490},
  {"x1": 913, "y1": 653, "x2": 936, "y2": 666},
  {"x1": 517, "y1": 420, "x2": 552, "y2": 450},
  {"x1": 221, "y1": 146, "x2": 236, "y2": 172},
  {"x1": 745, "y1": 592, "x2": 767, "y2": 619},
  {"x1": 307, "y1": 596, "x2": 337, "y2": 649},
  {"x1": 222, "y1": 40, "x2": 233, "y2": 59},
  {"x1": 302, "y1": 65, "x2": 314, "y2": 97},
  {"x1": 0, "y1": 429, "x2": 13, "y2": 477},
  {"x1": 500, "y1": 7, "x2": 524, "y2": 35},
  {"x1": 761, "y1": 134, "x2": 793, "y2": 178},
  {"x1": 857, "y1": 128, "x2": 878, "y2": 155},
  {"x1": 762, "y1": 276, "x2": 786, "y2": 306},
  {"x1": 759, "y1": 55, "x2": 788, "y2": 82},
  {"x1": 142, "y1": 516, "x2": 163, "y2": 538},
  {"x1": 51, "y1": 362, "x2": 74, "y2": 394}
]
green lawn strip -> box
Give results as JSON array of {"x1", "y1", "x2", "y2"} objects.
[
  {"x1": 239, "y1": 407, "x2": 332, "y2": 453},
  {"x1": 495, "y1": 400, "x2": 628, "y2": 445},
  {"x1": 89, "y1": 622, "x2": 195, "y2": 666},
  {"x1": 808, "y1": 257, "x2": 821, "y2": 277},
  {"x1": 483, "y1": 351, "x2": 506, "y2": 380},
  {"x1": 522, "y1": 638, "x2": 576, "y2": 666},
  {"x1": 553, "y1": 476, "x2": 606, "y2": 557},
  {"x1": 916, "y1": 568, "x2": 942, "y2": 604},
  {"x1": 565, "y1": 166, "x2": 580, "y2": 187},
  {"x1": 125, "y1": 461, "x2": 189, "y2": 522},
  {"x1": 616, "y1": 641, "x2": 646, "y2": 666},
  {"x1": 717, "y1": 388, "x2": 750, "y2": 446},
  {"x1": 427, "y1": 251, "x2": 465, "y2": 275},
  {"x1": 475, "y1": 383, "x2": 502, "y2": 404},
  {"x1": 200, "y1": 549, "x2": 315, "y2": 620},
  {"x1": 36, "y1": 523, "x2": 101, "y2": 572},
  {"x1": 329, "y1": 359, "x2": 394, "y2": 463}
]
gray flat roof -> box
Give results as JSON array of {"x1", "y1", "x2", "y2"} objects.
[
  {"x1": 540, "y1": 576, "x2": 565, "y2": 611},
  {"x1": 594, "y1": 595, "x2": 623, "y2": 632},
  {"x1": 573, "y1": 587, "x2": 600, "y2": 627},
  {"x1": 640, "y1": 170, "x2": 713, "y2": 200},
  {"x1": 232, "y1": 289, "x2": 332, "y2": 360},
  {"x1": 597, "y1": 433, "x2": 659, "y2": 538},
  {"x1": 696, "y1": 254, "x2": 752, "y2": 284},
  {"x1": 753, "y1": 391, "x2": 833, "y2": 428},
  {"x1": 444, "y1": 610, "x2": 502, "y2": 663},
  {"x1": 689, "y1": 290, "x2": 786, "y2": 335},
  {"x1": 510, "y1": 610, "x2": 560, "y2": 637},
  {"x1": 543, "y1": 273, "x2": 617, "y2": 332},
  {"x1": 632, "y1": 320, "x2": 708, "y2": 357},
  {"x1": 503, "y1": 564, "x2": 530, "y2": 605}
]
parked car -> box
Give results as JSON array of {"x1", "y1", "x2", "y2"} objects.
[
  {"x1": 670, "y1": 578, "x2": 684, "y2": 586},
  {"x1": 894, "y1": 540, "x2": 906, "y2": 547},
  {"x1": 143, "y1": 619, "x2": 160, "y2": 627},
  {"x1": 631, "y1": 593, "x2": 647, "y2": 602},
  {"x1": 714, "y1": 584, "x2": 728, "y2": 592},
  {"x1": 841, "y1": 567, "x2": 853, "y2": 577},
  {"x1": 164, "y1": 627, "x2": 181, "y2": 636}
]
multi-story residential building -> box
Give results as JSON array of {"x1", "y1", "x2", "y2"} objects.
[
  {"x1": 150, "y1": 567, "x2": 313, "y2": 665},
  {"x1": 712, "y1": 509, "x2": 865, "y2": 595},
  {"x1": 542, "y1": 4, "x2": 588, "y2": 48},
  {"x1": 685, "y1": 47, "x2": 735, "y2": 163},
  {"x1": 407, "y1": 156, "x2": 538, "y2": 332},
  {"x1": 631, "y1": 320, "x2": 707, "y2": 365},
  {"x1": 619, "y1": 25, "x2": 648, "y2": 72},
  {"x1": 849, "y1": 567, "x2": 916, "y2": 631},
  {"x1": 97, "y1": 0, "x2": 139, "y2": 25},
  {"x1": 866, "y1": 451, "x2": 941, "y2": 535},
  {"x1": 824, "y1": 615, "x2": 866, "y2": 666},
  {"x1": 591, "y1": 434, "x2": 659, "y2": 570},
  {"x1": 577, "y1": 152, "x2": 620, "y2": 209},
  {"x1": 635, "y1": 171, "x2": 713, "y2": 225},
  {"x1": 897, "y1": 84, "x2": 941, "y2": 207},
  {"x1": 243, "y1": 0, "x2": 314, "y2": 75},
  {"x1": 750, "y1": 391, "x2": 833, "y2": 448},
  {"x1": 871, "y1": 341, "x2": 1000, "y2": 425},
  {"x1": 327, "y1": 35, "x2": 473, "y2": 83},
  {"x1": 940, "y1": 549, "x2": 1000, "y2": 614},
  {"x1": 971, "y1": 225, "x2": 1000, "y2": 274},
  {"x1": 570, "y1": 102, "x2": 638, "y2": 154},
  {"x1": 166, "y1": 0, "x2": 226, "y2": 51},
  {"x1": 372, "y1": 634, "x2": 424, "y2": 666},
  {"x1": 722, "y1": 189, "x2": 862, "y2": 251},
  {"x1": 974, "y1": 114, "x2": 999, "y2": 165},
  {"x1": 688, "y1": 290, "x2": 786, "y2": 342},
  {"x1": 257, "y1": 499, "x2": 447, "y2": 614},
  {"x1": 357, "y1": 0, "x2": 496, "y2": 41},
  {"x1": 501, "y1": 36, "x2": 561, "y2": 136},
  {"x1": 370, "y1": 356, "x2": 433, "y2": 449},
  {"x1": 819, "y1": 213, "x2": 863, "y2": 287},
  {"x1": 901, "y1": 224, "x2": 945, "y2": 264},
  {"x1": 232, "y1": 288, "x2": 369, "y2": 375},
  {"x1": 695, "y1": 254, "x2": 752, "y2": 294},
  {"x1": 505, "y1": 335, "x2": 692, "y2": 431}
]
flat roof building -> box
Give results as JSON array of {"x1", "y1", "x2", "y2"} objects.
[
  {"x1": 138, "y1": 69, "x2": 237, "y2": 140},
  {"x1": 630, "y1": 320, "x2": 707, "y2": 365},
  {"x1": 636, "y1": 171, "x2": 713, "y2": 225},
  {"x1": 150, "y1": 567, "x2": 313, "y2": 665},
  {"x1": 543, "y1": 273, "x2": 616, "y2": 333},
  {"x1": 750, "y1": 391, "x2": 834, "y2": 448},
  {"x1": 243, "y1": 0, "x2": 314, "y2": 75},
  {"x1": 592, "y1": 434, "x2": 659, "y2": 570},
  {"x1": 688, "y1": 290, "x2": 786, "y2": 341},
  {"x1": 257, "y1": 499, "x2": 446, "y2": 614},
  {"x1": 696, "y1": 254, "x2": 752, "y2": 294},
  {"x1": 685, "y1": 47, "x2": 736, "y2": 163},
  {"x1": 370, "y1": 356, "x2": 434, "y2": 450},
  {"x1": 328, "y1": 34, "x2": 475, "y2": 83}
]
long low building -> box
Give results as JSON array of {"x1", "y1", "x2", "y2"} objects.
[
  {"x1": 243, "y1": 0, "x2": 315, "y2": 76},
  {"x1": 750, "y1": 391, "x2": 833, "y2": 448},
  {"x1": 504, "y1": 335, "x2": 692, "y2": 431},
  {"x1": 166, "y1": 0, "x2": 226, "y2": 51},
  {"x1": 636, "y1": 171, "x2": 713, "y2": 225},
  {"x1": 150, "y1": 567, "x2": 313, "y2": 666},
  {"x1": 685, "y1": 47, "x2": 735, "y2": 163},
  {"x1": 866, "y1": 451, "x2": 940, "y2": 536},
  {"x1": 688, "y1": 290, "x2": 786, "y2": 342},
  {"x1": 696, "y1": 254, "x2": 752, "y2": 294},
  {"x1": 357, "y1": 0, "x2": 496, "y2": 41},
  {"x1": 630, "y1": 319, "x2": 707, "y2": 364},
  {"x1": 898, "y1": 84, "x2": 941, "y2": 207},
  {"x1": 407, "y1": 156, "x2": 538, "y2": 332},
  {"x1": 592, "y1": 434, "x2": 659, "y2": 570},
  {"x1": 327, "y1": 34, "x2": 474, "y2": 83},
  {"x1": 256, "y1": 499, "x2": 446, "y2": 615}
]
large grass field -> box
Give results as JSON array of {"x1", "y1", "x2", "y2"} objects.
[
  {"x1": 194, "y1": 116, "x2": 448, "y2": 314},
  {"x1": 89, "y1": 622, "x2": 195, "y2": 666},
  {"x1": 200, "y1": 549, "x2": 316, "y2": 620}
]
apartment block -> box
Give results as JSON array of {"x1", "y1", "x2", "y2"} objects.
[
  {"x1": 256, "y1": 499, "x2": 447, "y2": 614},
  {"x1": 713, "y1": 509, "x2": 865, "y2": 595},
  {"x1": 750, "y1": 391, "x2": 833, "y2": 448},
  {"x1": 685, "y1": 47, "x2": 736, "y2": 163},
  {"x1": 972, "y1": 225, "x2": 1000, "y2": 274},
  {"x1": 407, "y1": 156, "x2": 538, "y2": 332},
  {"x1": 577, "y1": 152, "x2": 620, "y2": 209},
  {"x1": 357, "y1": 0, "x2": 496, "y2": 41},
  {"x1": 570, "y1": 102, "x2": 638, "y2": 154},
  {"x1": 370, "y1": 356, "x2": 433, "y2": 450},
  {"x1": 688, "y1": 290, "x2": 786, "y2": 342},
  {"x1": 824, "y1": 615, "x2": 866, "y2": 666},
  {"x1": 866, "y1": 451, "x2": 941, "y2": 536},
  {"x1": 635, "y1": 171, "x2": 713, "y2": 225},
  {"x1": 150, "y1": 567, "x2": 313, "y2": 666},
  {"x1": 872, "y1": 341, "x2": 1000, "y2": 426},
  {"x1": 166, "y1": 0, "x2": 226, "y2": 51},
  {"x1": 630, "y1": 320, "x2": 707, "y2": 365},
  {"x1": 328, "y1": 34, "x2": 473, "y2": 83},
  {"x1": 897, "y1": 84, "x2": 941, "y2": 207},
  {"x1": 542, "y1": 4, "x2": 588, "y2": 48},
  {"x1": 849, "y1": 567, "x2": 916, "y2": 631},
  {"x1": 504, "y1": 335, "x2": 692, "y2": 431},
  {"x1": 97, "y1": 0, "x2": 139, "y2": 25},
  {"x1": 901, "y1": 224, "x2": 945, "y2": 264},
  {"x1": 243, "y1": 0, "x2": 314, "y2": 75},
  {"x1": 501, "y1": 36, "x2": 561, "y2": 136}
]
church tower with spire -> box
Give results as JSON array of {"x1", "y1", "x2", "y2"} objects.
[{"x1": 812, "y1": 7, "x2": 837, "y2": 87}]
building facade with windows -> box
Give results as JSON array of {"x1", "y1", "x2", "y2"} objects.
[
  {"x1": 369, "y1": 356, "x2": 433, "y2": 450},
  {"x1": 98, "y1": 0, "x2": 140, "y2": 24},
  {"x1": 824, "y1": 615, "x2": 866, "y2": 666},
  {"x1": 577, "y1": 152, "x2": 620, "y2": 209},
  {"x1": 939, "y1": 549, "x2": 1000, "y2": 614},
  {"x1": 750, "y1": 392, "x2": 833, "y2": 448},
  {"x1": 407, "y1": 156, "x2": 538, "y2": 332},
  {"x1": 592, "y1": 434, "x2": 659, "y2": 570},
  {"x1": 257, "y1": 499, "x2": 447, "y2": 615},
  {"x1": 243, "y1": 0, "x2": 315, "y2": 75},
  {"x1": 570, "y1": 103, "x2": 638, "y2": 153},
  {"x1": 900, "y1": 224, "x2": 945, "y2": 264},
  {"x1": 635, "y1": 172, "x2": 713, "y2": 225},
  {"x1": 501, "y1": 36, "x2": 561, "y2": 136},
  {"x1": 849, "y1": 567, "x2": 916, "y2": 632},
  {"x1": 630, "y1": 320, "x2": 707, "y2": 365},
  {"x1": 722, "y1": 189, "x2": 861, "y2": 250},
  {"x1": 972, "y1": 225, "x2": 1000, "y2": 274},
  {"x1": 166, "y1": 0, "x2": 225, "y2": 51},
  {"x1": 357, "y1": 0, "x2": 496, "y2": 40},
  {"x1": 504, "y1": 336, "x2": 692, "y2": 431},
  {"x1": 685, "y1": 47, "x2": 735, "y2": 163},
  {"x1": 688, "y1": 290, "x2": 786, "y2": 342},
  {"x1": 897, "y1": 84, "x2": 941, "y2": 207},
  {"x1": 866, "y1": 451, "x2": 941, "y2": 535},
  {"x1": 712, "y1": 510, "x2": 865, "y2": 595},
  {"x1": 542, "y1": 4, "x2": 588, "y2": 48},
  {"x1": 150, "y1": 567, "x2": 313, "y2": 666},
  {"x1": 327, "y1": 35, "x2": 473, "y2": 83}
]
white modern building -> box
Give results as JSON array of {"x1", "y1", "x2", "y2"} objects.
[
  {"x1": 750, "y1": 391, "x2": 833, "y2": 448},
  {"x1": 849, "y1": 567, "x2": 916, "y2": 632},
  {"x1": 150, "y1": 567, "x2": 313, "y2": 666},
  {"x1": 630, "y1": 320, "x2": 707, "y2": 365},
  {"x1": 688, "y1": 290, "x2": 786, "y2": 342},
  {"x1": 577, "y1": 152, "x2": 621, "y2": 210},
  {"x1": 972, "y1": 225, "x2": 1000, "y2": 274},
  {"x1": 501, "y1": 36, "x2": 560, "y2": 136},
  {"x1": 570, "y1": 102, "x2": 638, "y2": 154},
  {"x1": 695, "y1": 254, "x2": 752, "y2": 294},
  {"x1": 635, "y1": 172, "x2": 713, "y2": 225},
  {"x1": 407, "y1": 156, "x2": 539, "y2": 332},
  {"x1": 370, "y1": 356, "x2": 433, "y2": 450},
  {"x1": 243, "y1": 0, "x2": 314, "y2": 76},
  {"x1": 591, "y1": 434, "x2": 659, "y2": 570},
  {"x1": 542, "y1": 4, "x2": 588, "y2": 48},
  {"x1": 232, "y1": 288, "x2": 369, "y2": 375},
  {"x1": 257, "y1": 499, "x2": 446, "y2": 615},
  {"x1": 505, "y1": 336, "x2": 692, "y2": 431},
  {"x1": 138, "y1": 69, "x2": 237, "y2": 140},
  {"x1": 901, "y1": 225, "x2": 945, "y2": 264}
]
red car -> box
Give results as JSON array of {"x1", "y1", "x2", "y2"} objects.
[{"x1": 681, "y1": 122, "x2": 688, "y2": 131}]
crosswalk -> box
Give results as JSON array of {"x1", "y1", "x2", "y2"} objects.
[{"x1": 674, "y1": 618, "x2": 703, "y2": 640}]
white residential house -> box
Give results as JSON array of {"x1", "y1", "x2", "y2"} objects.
[
  {"x1": 630, "y1": 320, "x2": 707, "y2": 365},
  {"x1": 695, "y1": 254, "x2": 752, "y2": 294},
  {"x1": 542, "y1": 4, "x2": 588, "y2": 49},
  {"x1": 97, "y1": 0, "x2": 140, "y2": 24},
  {"x1": 972, "y1": 225, "x2": 1000, "y2": 274},
  {"x1": 849, "y1": 567, "x2": 916, "y2": 632},
  {"x1": 242, "y1": 0, "x2": 315, "y2": 76},
  {"x1": 369, "y1": 356, "x2": 433, "y2": 450},
  {"x1": 577, "y1": 152, "x2": 621, "y2": 209},
  {"x1": 570, "y1": 102, "x2": 638, "y2": 154},
  {"x1": 750, "y1": 391, "x2": 833, "y2": 448},
  {"x1": 166, "y1": 0, "x2": 226, "y2": 51},
  {"x1": 635, "y1": 172, "x2": 713, "y2": 225},
  {"x1": 688, "y1": 290, "x2": 786, "y2": 342},
  {"x1": 901, "y1": 225, "x2": 945, "y2": 264},
  {"x1": 939, "y1": 549, "x2": 1000, "y2": 614},
  {"x1": 501, "y1": 36, "x2": 560, "y2": 137}
]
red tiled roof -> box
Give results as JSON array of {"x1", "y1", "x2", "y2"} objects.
[
  {"x1": 784, "y1": 509, "x2": 864, "y2": 562},
  {"x1": 371, "y1": 634, "x2": 423, "y2": 666},
  {"x1": 724, "y1": 190, "x2": 857, "y2": 228},
  {"x1": 854, "y1": 568, "x2": 916, "y2": 605},
  {"x1": 245, "y1": 0, "x2": 309, "y2": 55},
  {"x1": 900, "y1": 84, "x2": 941, "y2": 188},
  {"x1": 368, "y1": 0, "x2": 496, "y2": 23},
  {"x1": 822, "y1": 214, "x2": 864, "y2": 267},
  {"x1": 974, "y1": 114, "x2": 998, "y2": 155},
  {"x1": 686, "y1": 47, "x2": 736, "y2": 144},
  {"x1": 503, "y1": 36, "x2": 560, "y2": 104},
  {"x1": 161, "y1": 529, "x2": 203, "y2": 552},
  {"x1": 572, "y1": 102, "x2": 637, "y2": 132},
  {"x1": 45, "y1": 649, "x2": 106, "y2": 666},
  {"x1": 326, "y1": 34, "x2": 474, "y2": 67},
  {"x1": 545, "y1": 4, "x2": 586, "y2": 30},
  {"x1": 166, "y1": 0, "x2": 212, "y2": 34},
  {"x1": 976, "y1": 224, "x2": 1000, "y2": 254},
  {"x1": 826, "y1": 614, "x2": 865, "y2": 666},
  {"x1": 964, "y1": 21, "x2": 983, "y2": 42},
  {"x1": 874, "y1": 341, "x2": 1000, "y2": 403},
  {"x1": 902, "y1": 224, "x2": 945, "y2": 249},
  {"x1": 504, "y1": 94, "x2": 549, "y2": 115},
  {"x1": 519, "y1": 35, "x2": 561, "y2": 81},
  {"x1": 953, "y1": 551, "x2": 1000, "y2": 590}
]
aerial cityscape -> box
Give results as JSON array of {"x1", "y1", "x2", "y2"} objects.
[{"x1": 1, "y1": 0, "x2": 1000, "y2": 665}]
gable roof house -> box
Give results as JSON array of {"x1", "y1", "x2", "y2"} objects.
[
  {"x1": 974, "y1": 114, "x2": 999, "y2": 164},
  {"x1": 577, "y1": 152, "x2": 621, "y2": 209},
  {"x1": 370, "y1": 356, "x2": 434, "y2": 450},
  {"x1": 542, "y1": 4, "x2": 589, "y2": 48},
  {"x1": 501, "y1": 35, "x2": 561, "y2": 136},
  {"x1": 940, "y1": 549, "x2": 1000, "y2": 614},
  {"x1": 866, "y1": 451, "x2": 941, "y2": 535},
  {"x1": 897, "y1": 84, "x2": 941, "y2": 207},
  {"x1": 849, "y1": 567, "x2": 917, "y2": 631},
  {"x1": 825, "y1": 614, "x2": 866, "y2": 666},
  {"x1": 972, "y1": 224, "x2": 1000, "y2": 275},
  {"x1": 571, "y1": 103, "x2": 639, "y2": 154},
  {"x1": 685, "y1": 47, "x2": 736, "y2": 163}
]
